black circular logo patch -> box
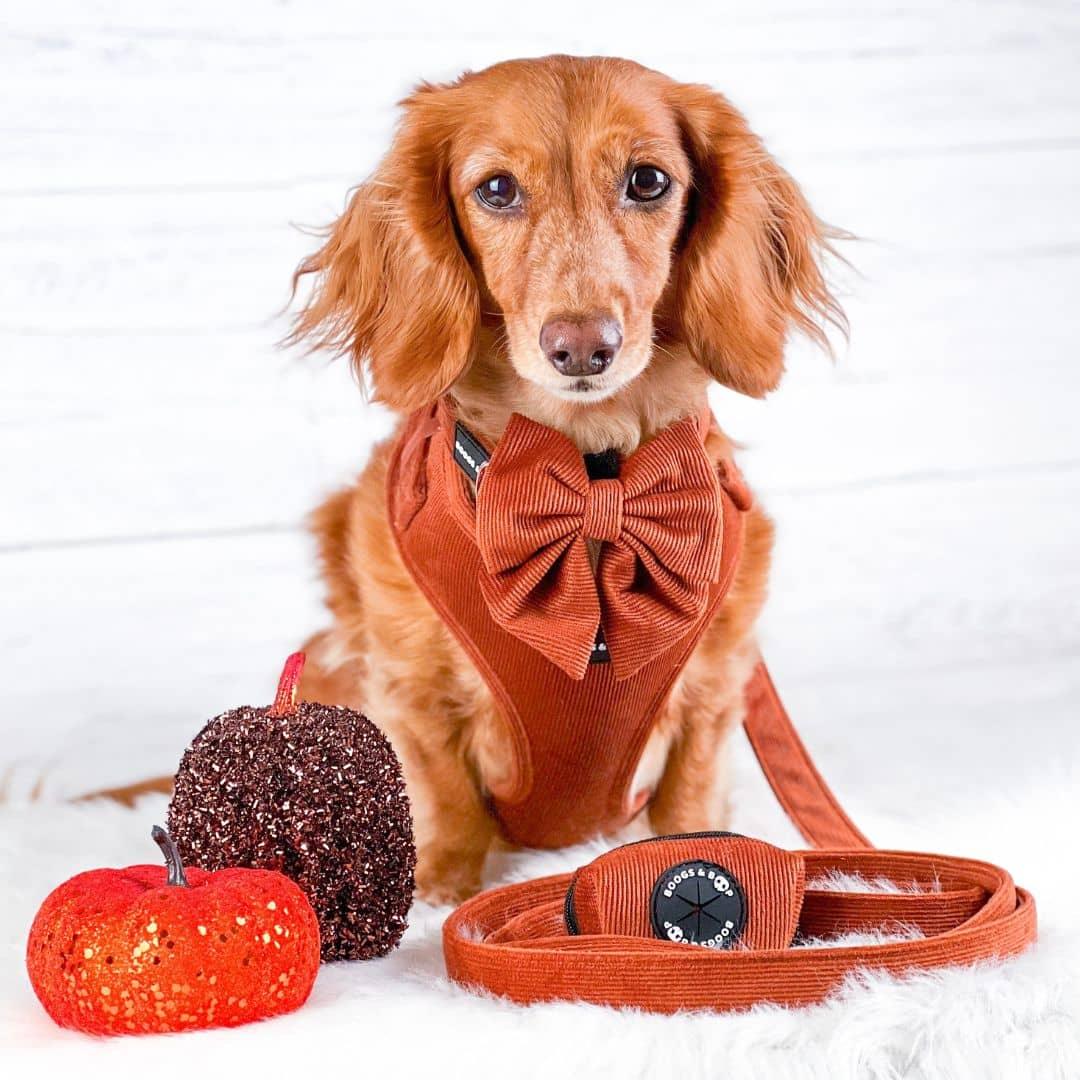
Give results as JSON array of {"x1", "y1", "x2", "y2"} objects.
[{"x1": 650, "y1": 859, "x2": 746, "y2": 949}]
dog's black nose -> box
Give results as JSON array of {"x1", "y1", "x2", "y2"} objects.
[{"x1": 540, "y1": 315, "x2": 622, "y2": 377}]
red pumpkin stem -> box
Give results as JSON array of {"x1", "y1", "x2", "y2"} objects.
[
  {"x1": 269, "y1": 652, "x2": 306, "y2": 717},
  {"x1": 151, "y1": 825, "x2": 189, "y2": 887}
]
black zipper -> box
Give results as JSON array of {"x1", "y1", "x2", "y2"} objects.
[
  {"x1": 563, "y1": 831, "x2": 744, "y2": 936},
  {"x1": 563, "y1": 871, "x2": 582, "y2": 935}
]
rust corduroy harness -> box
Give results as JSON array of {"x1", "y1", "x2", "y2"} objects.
[
  {"x1": 388, "y1": 398, "x2": 749, "y2": 849},
  {"x1": 388, "y1": 399, "x2": 1037, "y2": 1011}
]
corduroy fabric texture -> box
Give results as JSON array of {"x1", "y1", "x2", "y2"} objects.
[
  {"x1": 387, "y1": 400, "x2": 747, "y2": 849},
  {"x1": 439, "y1": 662, "x2": 1036, "y2": 1010},
  {"x1": 742, "y1": 662, "x2": 871, "y2": 849},
  {"x1": 388, "y1": 399, "x2": 1037, "y2": 1011},
  {"x1": 474, "y1": 411, "x2": 724, "y2": 680},
  {"x1": 567, "y1": 834, "x2": 806, "y2": 949},
  {"x1": 442, "y1": 843, "x2": 1037, "y2": 1013}
]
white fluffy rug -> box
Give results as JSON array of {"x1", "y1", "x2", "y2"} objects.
[{"x1": 3, "y1": 737, "x2": 1078, "y2": 1080}]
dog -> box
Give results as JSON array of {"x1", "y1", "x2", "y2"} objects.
[
  {"x1": 89, "y1": 55, "x2": 841, "y2": 903},
  {"x1": 287, "y1": 55, "x2": 842, "y2": 902}
]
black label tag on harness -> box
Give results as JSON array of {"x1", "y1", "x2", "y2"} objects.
[
  {"x1": 583, "y1": 452, "x2": 618, "y2": 663},
  {"x1": 591, "y1": 624, "x2": 610, "y2": 664},
  {"x1": 453, "y1": 422, "x2": 489, "y2": 483}
]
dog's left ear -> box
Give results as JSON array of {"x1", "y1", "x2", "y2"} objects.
[
  {"x1": 666, "y1": 84, "x2": 844, "y2": 398},
  {"x1": 287, "y1": 84, "x2": 478, "y2": 411}
]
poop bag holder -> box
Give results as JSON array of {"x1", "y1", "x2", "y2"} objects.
[
  {"x1": 564, "y1": 833, "x2": 805, "y2": 950},
  {"x1": 442, "y1": 665, "x2": 1037, "y2": 1013}
]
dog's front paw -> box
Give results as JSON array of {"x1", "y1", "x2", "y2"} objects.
[{"x1": 415, "y1": 850, "x2": 484, "y2": 906}]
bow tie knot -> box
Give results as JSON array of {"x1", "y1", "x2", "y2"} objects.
[{"x1": 582, "y1": 478, "x2": 624, "y2": 543}]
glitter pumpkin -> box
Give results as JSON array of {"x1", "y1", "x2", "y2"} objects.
[
  {"x1": 25, "y1": 826, "x2": 320, "y2": 1036},
  {"x1": 168, "y1": 653, "x2": 416, "y2": 962}
]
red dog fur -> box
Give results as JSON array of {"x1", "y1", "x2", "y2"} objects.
[
  {"x1": 91, "y1": 56, "x2": 841, "y2": 903},
  {"x1": 289, "y1": 56, "x2": 842, "y2": 902}
]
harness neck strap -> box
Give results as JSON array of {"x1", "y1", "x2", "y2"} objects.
[{"x1": 438, "y1": 395, "x2": 716, "y2": 485}]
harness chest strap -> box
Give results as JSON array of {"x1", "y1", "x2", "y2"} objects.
[{"x1": 387, "y1": 399, "x2": 751, "y2": 849}]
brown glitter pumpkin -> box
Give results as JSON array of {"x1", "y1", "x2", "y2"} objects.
[{"x1": 167, "y1": 654, "x2": 416, "y2": 961}]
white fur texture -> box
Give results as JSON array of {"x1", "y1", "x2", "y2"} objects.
[{"x1": 3, "y1": 734, "x2": 1078, "y2": 1080}]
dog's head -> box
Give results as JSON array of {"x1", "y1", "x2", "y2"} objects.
[{"x1": 289, "y1": 56, "x2": 842, "y2": 412}]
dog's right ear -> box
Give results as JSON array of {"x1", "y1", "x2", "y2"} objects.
[
  {"x1": 287, "y1": 85, "x2": 479, "y2": 412},
  {"x1": 666, "y1": 83, "x2": 845, "y2": 398}
]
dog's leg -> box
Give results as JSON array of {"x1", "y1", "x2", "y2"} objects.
[
  {"x1": 647, "y1": 706, "x2": 738, "y2": 835},
  {"x1": 376, "y1": 700, "x2": 497, "y2": 906},
  {"x1": 403, "y1": 731, "x2": 497, "y2": 906},
  {"x1": 647, "y1": 649, "x2": 757, "y2": 836},
  {"x1": 304, "y1": 628, "x2": 495, "y2": 903},
  {"x1": 365, "y1": 651, "x2": 501, "y2": 905}
]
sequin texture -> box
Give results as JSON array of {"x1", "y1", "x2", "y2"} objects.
[{"x1": 168, "y1": 701, "x2": 416, "y2": 961}]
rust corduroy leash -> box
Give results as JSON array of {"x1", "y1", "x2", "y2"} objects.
[{"x1": 442, "y1": 660, "x2": 1037, "y2": 1012}]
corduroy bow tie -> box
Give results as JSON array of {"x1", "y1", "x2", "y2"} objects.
[{"x1": 473, "y1": 412, "x2": 724, "y2": 680}]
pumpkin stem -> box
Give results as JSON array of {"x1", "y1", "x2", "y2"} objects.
[
  {"x1": 151, "y1": 825, "x2": 189, "y2": 887},
  {"x1": 269, "y1": 652, "x2": 306, "y2": 717}
]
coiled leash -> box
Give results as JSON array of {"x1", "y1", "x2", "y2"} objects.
[{"x1": 442, "y1": 663, "x2": 1037, "y2": 1012}]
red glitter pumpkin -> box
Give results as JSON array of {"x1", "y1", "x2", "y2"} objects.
[{"x1": 26, "y1": 826, "x2": 321, "y2": 1036}]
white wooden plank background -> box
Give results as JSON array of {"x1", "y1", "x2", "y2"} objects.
[{"x1": 2, "y1": 1, "x2": 1078, "y2": 837}]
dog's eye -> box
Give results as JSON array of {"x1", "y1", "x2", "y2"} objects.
[
  {"x1": 476, "y1": 174, "x2": 520, "y2": 210},
  {"x1": 626, "y1": 165, "x2": 670, "y2": 202}
]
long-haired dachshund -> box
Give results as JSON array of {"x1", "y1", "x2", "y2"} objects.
[
  {"x1": 97, "y1": 55, "x2": 841, "y2": 903},
  {"x1": 290, "y1": 55, "x2": 842, "y2": 901}
]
